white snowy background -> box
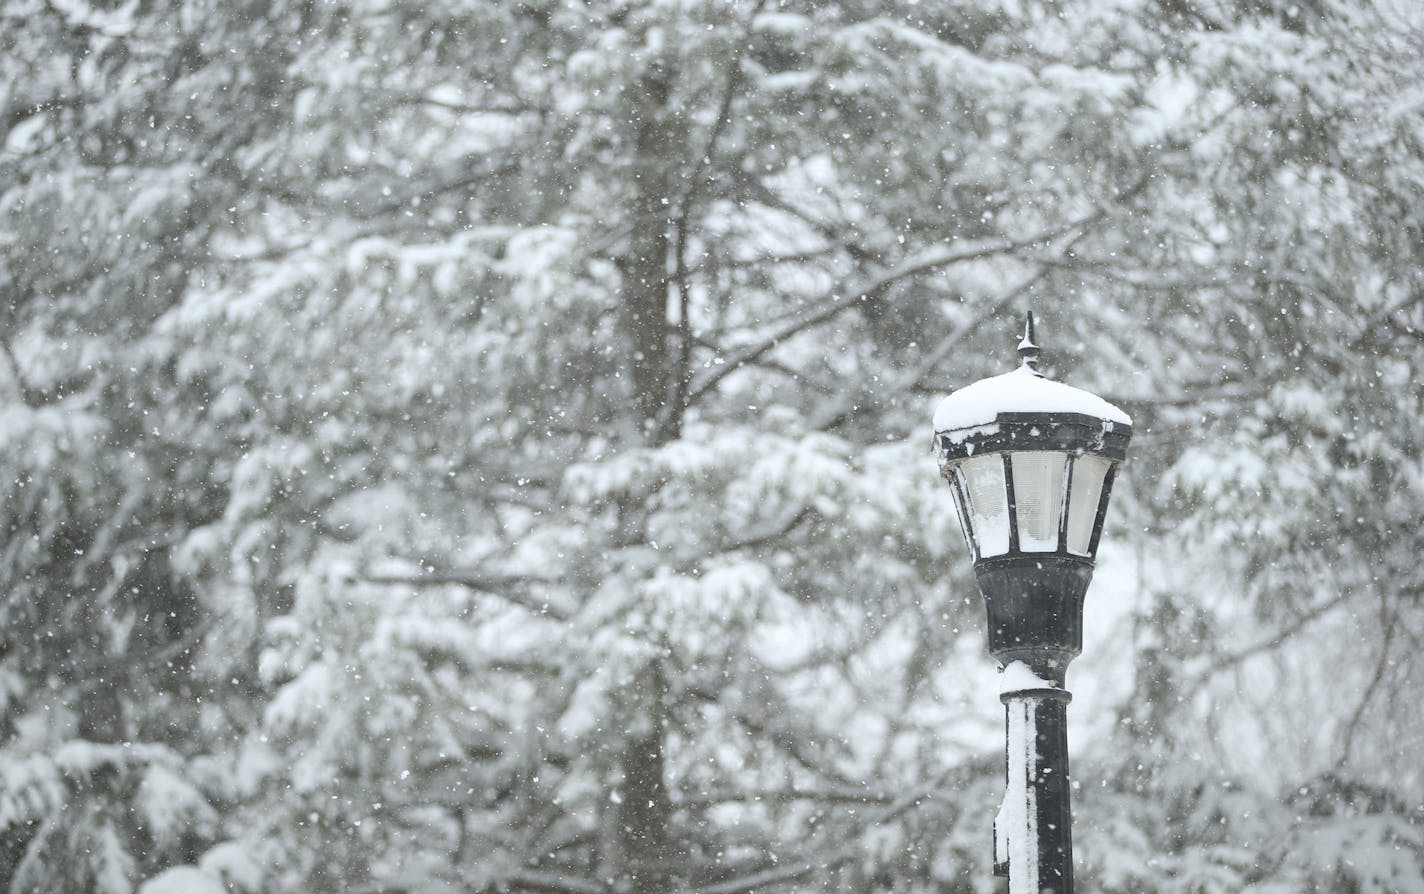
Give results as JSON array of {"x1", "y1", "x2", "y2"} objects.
[{"x1": 1, "y1": 0, "x2": 1422, "y2": 891}]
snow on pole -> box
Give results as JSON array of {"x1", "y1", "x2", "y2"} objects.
[{"x1": 1001, "y1": 695, "x2": 1039, "y2": 894}]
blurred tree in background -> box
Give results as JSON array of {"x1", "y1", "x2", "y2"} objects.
[{"x1": 1, "y1": 0, "x2": 1422, "y2": 891}]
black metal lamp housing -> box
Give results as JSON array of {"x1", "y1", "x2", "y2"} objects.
[{"x1": 933, "y1": 313, "x2": 1132, "y2": 687}]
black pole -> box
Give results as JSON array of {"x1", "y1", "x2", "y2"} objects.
[{"x1": 995, "y1": 685, "x2": 1073, "y2": 894}]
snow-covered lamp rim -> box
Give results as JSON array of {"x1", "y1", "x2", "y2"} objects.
[
  {"x1": 932, "y1": 366, "x2": 1132, "y2": 434},
  {"x1": 934, "y1": 411, "x2": 1132, "y2": 466}
]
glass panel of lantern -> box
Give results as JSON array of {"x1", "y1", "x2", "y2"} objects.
[
  {"x1": 1009, "y1": 453, "x2": 1067, "y2": 552},
  {"x1": 958, "y1": 454, "x2": 1010, "y2": 557},
  {"x1": 947, "y1": 476, "x2": 975, "y2": 558},
  {"x1": 1065, "y1": 454, "x2": 1112, "y2": 556}
]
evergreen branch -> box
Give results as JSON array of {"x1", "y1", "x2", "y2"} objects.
[
  {"x1": 720, "y1": 507, "x2": 814, "y2": 553},
  {"x1": 64, "y1": 618, "x2": 216, "y2": 698},
  {"x1": 732, "y1": 708, "x2": 859, "y2": 788},
  {"x1": 684, "y1": 209, "x2": 1112, "y2": 408},
  {"x1": 729, "y1": 175, "x2": 875, "y2": 270},
  {"x1": 1096, "y1": 384, "x2": 1269, "y2": 407},
  {"x1": 680, "y1": 330, "x2": 837, "y2": 394},
  {"x1": 1351, "y1": 286, "x2": 1424, "y2": 348},
  {"x1": 0, "y1": 94, "x2": 85, "y2": 140},
  {"x1": 0, "y1": 339, "x2": 37, "y2": 406},
  {"x1": 40, "y1": 0, "x2": 136, "y2": 39},
  {"x1": 677, "y1": 758, "x2": 990, "y2": 894},
  {"x1": 1334, "y1": 591, "x2": 1396, "y2": 771},
  {"x1": 660, "y1": 0, "x2": 772, "y2": 442},
  {"x1": 365, "y1": 570, "x2": 572, "y2": 620},
  {"x1": 668, "y1": 245, "x2": 841, "y2": 276},
  {"x1": 1027, "y1": 253, "x2": 1244, "y2": 291},
  {"x1": 413, "y1": 95, "x2": 533, "y2": 116},
  {"x1": 506, "y1": 870, "x2": 609, "y2": 894},
  {"x1": 673, "y1": 0, "x2": 770, "y2": 222},
  {"x1": 683, "y1": 858, "x2": 837, "y2": 894},
  {"x1": 1188, "y1": 588, "x2": 1355, "y2": 688},
  {"x1": 809, "y1": 267, "x2": 1048, "y2": 431},
  {"x1": 676, "y1": 785, "x2": 897, "y2": 809},
  {"x1": 206, "y1": 240, "x2": 313, "y2": 264},
  {"x1": 757, "y1": 626, "x2": 884, "y2": 675},
  {"x1": 807, "y1": 213, "x2": 1141, "y2": 431}
]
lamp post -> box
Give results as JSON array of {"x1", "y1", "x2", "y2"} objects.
[{"x1": 932, "y1": 313, "x2": 1132, "y2": 894}]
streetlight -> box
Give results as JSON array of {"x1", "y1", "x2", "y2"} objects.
[{"x1": 932, "y1": 312, "x2": 1132, "y2": 894}]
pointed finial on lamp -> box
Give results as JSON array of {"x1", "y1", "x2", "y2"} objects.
[{"x1": 1018, "y1": 311, "x2": 1043, "y2": 376}]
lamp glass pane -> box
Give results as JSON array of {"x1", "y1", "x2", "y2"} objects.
[
  {"x1": 1010, "y1": 453, "x2": 1067, "y2": 552},
  {"x1": 948, "y1": 470, "x2": 975, "y2": 557},
  {"x1": 960, "y1": 454, "x2": 1010, "y2": 557},
  {"x1": 1066, "y1": 454, "x2": 1111, "y2": 555}
]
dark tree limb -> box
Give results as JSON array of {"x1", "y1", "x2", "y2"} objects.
[
  {"x1": 364, "y1": 570, "x2": 571, "y2": 621},
  {"x1": 684, "y1": 206, "x2": 1116, "y2": 409}
]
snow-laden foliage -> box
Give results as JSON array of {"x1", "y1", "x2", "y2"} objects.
[{"x1": 2, "y1": 0, "x2": 1423, "y2": 891}]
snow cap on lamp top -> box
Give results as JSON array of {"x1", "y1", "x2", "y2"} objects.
[
  {"x1": 932, "y1": 365, "x2": 1132, "y2": 433},
  {"x1": 932, "y1": 312, "x2": 1132, "y2": 464}
]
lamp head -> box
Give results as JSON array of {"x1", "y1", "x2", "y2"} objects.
[{"x1": 933, "y1": 314, "x2": 1132, "y2": 680}]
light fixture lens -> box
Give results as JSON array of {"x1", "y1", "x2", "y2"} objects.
[
  {"x1": 1066, "y1": 454, "x2": 1112, "y2": 556},
  {"x1": 948, "y1": 470, "x2": 976, "y2": 557},
  {"x1": 1009, "y1": 452, "x2": 1066, "y2": 552},
  {"x1": 960, "y1": 454, "x2": 1011, "y2": 557}
]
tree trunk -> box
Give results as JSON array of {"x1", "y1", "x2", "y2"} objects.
[
  {"x1": 613, "y1": 60, "x2": 681, "y2": 892},
  {"x1": 620, "y1": 718, "x2": 672, "y2": 894},
  {"x1": 621, "y1": 64, "x2": 678, "y2": 440}
]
